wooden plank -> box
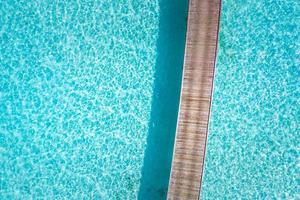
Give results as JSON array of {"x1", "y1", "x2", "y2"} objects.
[{"x1": 167, "y1": 0, "x2": 221, "y2": 199}]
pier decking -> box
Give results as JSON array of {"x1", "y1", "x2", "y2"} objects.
[{"x1": 167, "y1": 0, "x2": 221, "y2": 199}]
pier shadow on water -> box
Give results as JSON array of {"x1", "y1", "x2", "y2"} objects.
[{"x1": 138, "y1": 0, "x2": 189, "y2": 199}]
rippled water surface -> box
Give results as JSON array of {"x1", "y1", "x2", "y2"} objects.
[
  {"x1": 201, "y1": 0, "x2": 299, "y2": 199},
  {"x1": 0, "y1": 0, "x2": 188, "y2": 199}
]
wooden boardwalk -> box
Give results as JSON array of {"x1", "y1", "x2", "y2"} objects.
[{"x1": 167, "y1": 0, "x2": 221, "y2": 199}]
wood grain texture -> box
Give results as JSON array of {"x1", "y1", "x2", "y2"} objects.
[{"x1": 167, "y1": 0, "x2": 221, "y2": 199}]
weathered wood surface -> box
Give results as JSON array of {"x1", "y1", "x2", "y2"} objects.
[{"x1": 167, "y1": 0, "x2": 221, "y2": 199}]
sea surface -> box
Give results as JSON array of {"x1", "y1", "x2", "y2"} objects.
[
  {"x1": 0, "y1": 0, "x2": 188, "y2": 199},
  {"x1": 201, "y1": 0, "x2": 299, "y2": 199}
]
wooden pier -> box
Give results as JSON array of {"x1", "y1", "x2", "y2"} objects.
[{"x1": 167, "y1": 0, "x2": 221, "y2": 199}]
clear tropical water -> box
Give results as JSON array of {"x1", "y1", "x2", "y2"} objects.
[
  {"x1": 201, "y1": 0, "x2": 299, "y2": 199},
  {"x1": 0, "y1": 0, "x2": 188, "y2": 199}
]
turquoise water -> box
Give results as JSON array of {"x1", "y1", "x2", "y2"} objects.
[
  {"x1": 201, "y1": 0, "x2": 299, "y2": 199},
  {"x1": 0, "y1": 0, "x2": 187, "y2": 199}
]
